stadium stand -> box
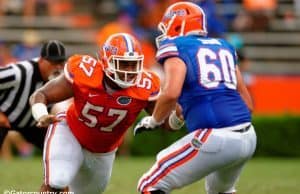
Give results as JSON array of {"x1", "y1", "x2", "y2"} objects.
[
  {"x1": 239, "y1": 0, "x2": 300, "y2": 74},
  {"x1": 0, "y1": 0, "x2": 297, "y2": 73}
]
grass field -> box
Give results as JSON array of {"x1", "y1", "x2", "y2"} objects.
[{"x1": 0, "y1": 157, "x2": 300, "y2": 194}]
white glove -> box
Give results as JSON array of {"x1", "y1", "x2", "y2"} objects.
[{"x1": 133, "y1": 116, "x2": 163, "y2": 136}]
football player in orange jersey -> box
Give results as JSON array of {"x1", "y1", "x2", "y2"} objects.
[{"x1": 29, "y1": 33, "x2": 184, "y2": 194}]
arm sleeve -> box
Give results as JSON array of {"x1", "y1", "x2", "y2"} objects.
[{"x1": 156, "y1": 39, "x2": 179, "y2": 65}]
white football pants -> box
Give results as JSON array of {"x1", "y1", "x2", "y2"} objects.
[
  {"x1": 43, "y1": 119, "x2": 116, "y2": 194},
  {"x1": 137, "y1": 123, "x2": 256, "y2": 194}
]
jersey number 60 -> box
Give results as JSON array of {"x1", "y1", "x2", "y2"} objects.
[{"x1": 197, "y1": 48, "x2": 237, "y2": 89}]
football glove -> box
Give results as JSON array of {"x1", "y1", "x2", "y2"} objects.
[{"x1": 133, "y1": 116, "x2": 163, "y2": 136}]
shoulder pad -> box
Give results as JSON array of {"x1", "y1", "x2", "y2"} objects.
[
  {"x1": 64, "y1": 54, "x2": 104, "y2": 88},
  {"x1": 126, "y1": 71, "x2": 161, "y2": 101},
  {"x1": 156, "y1": 39, "x2": 179, "y2": 64}
]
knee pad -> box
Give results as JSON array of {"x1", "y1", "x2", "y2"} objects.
[{"x1": 49, "y1": 171, "x2": 73, "y2": 189}]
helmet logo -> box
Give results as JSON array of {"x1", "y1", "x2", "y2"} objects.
[
  {"x1": 191, "y1": 138, "x2": 202, "y2": 150},
  {"x1": 104, "y1": 45, "x2": 118, "y2": 55},
  {"x1": 164, "y1": 9, "x2": 186, "y2": 20}
]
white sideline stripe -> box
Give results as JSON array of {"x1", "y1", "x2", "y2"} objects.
[{"x1": 139, "y1": 146, "x2": 195, "y2": 190}]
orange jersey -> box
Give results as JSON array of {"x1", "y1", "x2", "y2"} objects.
[{"x1": 64, "y1": 55, "x2": 160, "y2": 153}]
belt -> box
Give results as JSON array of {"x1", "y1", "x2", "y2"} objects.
[{"x1": 232, "y1": 125, "x2": 251, "y2": 133}]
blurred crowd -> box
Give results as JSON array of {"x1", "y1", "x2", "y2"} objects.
[
  {"x1": 2, "y1": 0, "x2": 298, "y2": 68},
  {"x1": 0, "y1": 0, "x2": 286, "y2": 66}
]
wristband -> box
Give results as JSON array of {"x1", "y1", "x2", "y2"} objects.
[
  {"x1": 32, "y1": 103, "x2": 49, "y2": 121},
  {"x1": 149, "y1": 116, "x2": 164, "y2": 128},
  {"x1": 168, "y1": 110, "x2": 184, "y2": 130}
]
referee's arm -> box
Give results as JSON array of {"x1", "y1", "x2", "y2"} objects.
[{"x1": 0, "y1": 65, "x2": 15, "y2": 146}]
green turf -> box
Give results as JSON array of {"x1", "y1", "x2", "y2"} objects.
[{"x1": 0, "y1": 157, "x2": 299, "y2": 194}]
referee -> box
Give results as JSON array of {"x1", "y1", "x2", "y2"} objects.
[{"x1": 0, "y1": 40, "x2": 66, "y2": 150}]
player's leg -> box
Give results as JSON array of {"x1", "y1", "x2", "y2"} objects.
[
  {"x1": 69, "y1": 149, "x2": 116, "y2": 194},
  {"x1": 138, "y1": 127, "x2": 256, "y2": 194},
  {"x1": 205, "y1": 160, "x2": 245, "y2": 194},
  {"x1": 205, "y1": 126, "x2": 257, "y2": 194},
  {"x1": 138, "y1": 128, "x2": 217, "y2": 194},
  {"x1": 40, "y1": 184, "x2": 68, "y2": 193},
  {"x1": 41, "y1": 118, "x2": 84, "y2": 192}
]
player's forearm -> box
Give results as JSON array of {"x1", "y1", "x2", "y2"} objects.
[
  {"x1": 152, "y1": 92, "x2": 177, "y2": 123},
  {"x1": 29, "y1": 90, "x2": 48, "y2": 106},
  {"x1": 236, "y1": 67, "x2": 253, "y2": 112},
  {"x1": 29, "y1": 90, "x2": 50, "y2": 122}
]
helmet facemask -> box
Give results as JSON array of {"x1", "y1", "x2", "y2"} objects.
[
  {"x1": 105, "y1": 52, "x2": 143, "y2": 88},
  {"x1": 101, "y1": 32, "x2": 144, "y2": 88},
  {"x1": 155, "y1": 14, "x2": 176, "y2": 48},
  {"x1": 155, "y1": 16, "x2": 187, "y2": 48}
]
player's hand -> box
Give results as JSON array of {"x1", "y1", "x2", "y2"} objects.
[
  {"x1": 134, "y1": 116, "x2": 162, "y2": 136},
  {"x1": 36, "y1": 114, "x2": 62, "y2": 128}
]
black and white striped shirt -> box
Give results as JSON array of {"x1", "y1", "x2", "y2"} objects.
[{"x1": 0, "y1": 58, "x2": 45, "y2": 129}]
